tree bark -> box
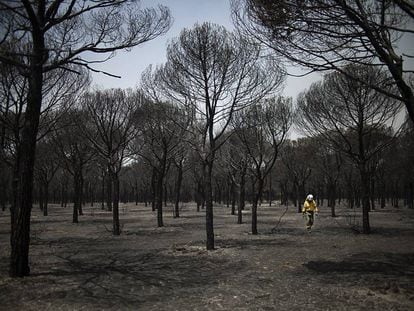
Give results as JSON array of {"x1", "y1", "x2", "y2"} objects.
[
  {"x1": 73, "y1": 172, "x2": 81, "y2": 223},
  {"x1": 231, "y1": 180, "x2": 236, "y2": 216},
  {"x1": 205, "y1": 161, "x2": 214, "y2": 250},
  {"x1": 106, "y1": 168, "x2": 112, "y2": 212},
  {"x1": 238, "y1": 167, "x2": 246, "y2": 224},
  {"x1": 360, "y1": 165, "x2": 371, "y2": 234},
  {"x1": 10, "y1": 51, "x2": 44, "y2": 277},
  {"x1": 43, "y1": 183, "x2": 48, "y2": 216},
  {"x1": 101, "y1": 173, "x2": 105, "y2": 210},
  {"x1": 174, "y1": 161, "x2": 183, "y2": 218},
  {"x1": 156, "y1": 170, "x2": 164, "y2": 227},
  {"x1": 251, "y1": 177, "x2": 264, "y2": 235}
]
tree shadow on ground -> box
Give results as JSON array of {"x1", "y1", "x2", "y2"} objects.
[
  {"x1": 304, "y1": 252, "x2": 414, "y2": 294},
  {"x1": 305, "y1": 252, "x2": 414, "y2": 275},
  {"x1": 370, "y1": 227, "x2": 414, "y2": 237},
  {"x1": 5, "y1": 249, "x2": 244, "y2": 309}
]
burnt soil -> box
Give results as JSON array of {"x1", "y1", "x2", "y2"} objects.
[{"x1": 1, "y1": 202, "x2": 413, "y2": 310}]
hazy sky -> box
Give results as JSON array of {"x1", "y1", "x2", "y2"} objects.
[{"x1": 91, "y1": 0, "x2": 319, "y2": 100}]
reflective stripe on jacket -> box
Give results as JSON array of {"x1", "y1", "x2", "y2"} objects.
[{"x1": 302, "y1": 200, "x2": 318, "y2": 213}]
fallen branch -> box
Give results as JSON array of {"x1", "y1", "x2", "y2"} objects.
[{"x1": 271, "y1": 205, "x2": 289, "y2": 233}]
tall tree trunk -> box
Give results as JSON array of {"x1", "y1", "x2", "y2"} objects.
[
  {"x1": 43, "y1": 183, "x2": 48, "y2": 216},
  {"x1": 360, "y1": 165, "x2": 371, "y2": 234},
  {"x1": 205, "y1": 161, "x2": 214, "y2": 250},
  {"x1": 106, "y1": 168, "x2": 112, "y2": 212},
  {"x1": 231, "y1": 180, "x2": 236, "y2": 216},
  {"x1": 156, "y1": 170, "x2": 164, "y2": 227},
  {"x1": 60, "y1": 181, "x2": 64, "y2": 207},
  {"x1": 156, "y1": 153, "x2": 167, "y2": 227},
  {"x1": 78, "y1": 174, "x2": 84, "y2": 216},
  {"x1": 174, "y1": 161, "x2": 183, "y2": 218},
  {"x1": 73, "y1": 172, "x2": 80, "y2": 223},
  {"x1": 151, "y1": 167, "x2": 156, "y2": 211},
  {"x1": 135, "y1": 180, "x2": 139, "y2": 206},
  {"x1": 101, "y1": 173, "x2": 105, "y2": 210},
  {"x1": 10, "y1": 55, "x2": 44, "y2": 277},
  {"x1": 252, "y1": 177, "x2": 264, "y2": 235},
  {"x1": 268, "y1": 173, "x2": 272, "y2": 207},
  {"x1": 238, "y1": 168, "x2": 246, "y2": 224},
  {"x1": 370, "y1": 178, "x2": 376, "y2": 210}
]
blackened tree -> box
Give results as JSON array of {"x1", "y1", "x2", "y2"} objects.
[
  {"x1": 158, "y1": 22, "x2": 284, "y2": 249},
  {"x1": 0, "y1": 0, "x2": 171, "y2": 277},
  {"x1": 82, "y1": 88, "x2": 141, "y2": 235},
  {"x1": 297, "y1": 64, "x2": 402, "y2": 233},
  {"x1": 233, "y1": 0, "x2": 414, "y2": 123},
  {"x1": 233, "y1": 97, "x2": 292, "y2": 234}
]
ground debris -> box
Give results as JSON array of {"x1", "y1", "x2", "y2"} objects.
[{"x1": 1, "y1": 204, "x2": 414, "y2": 310}]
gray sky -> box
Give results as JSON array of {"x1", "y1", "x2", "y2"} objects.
[{"x1": 91, "y1": 0, "x2": 318, "y2": 101}]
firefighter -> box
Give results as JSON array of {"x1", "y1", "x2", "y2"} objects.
[{"x1": 302, "y1": 194, "x2": 319, "y2": 231}]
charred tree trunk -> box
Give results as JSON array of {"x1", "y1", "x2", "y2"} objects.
[
  {"x1": 78, "y1": 175, "x2": 84, "y2": 216},
  {"x1": 73, "y1": 172, "x2": 81, "y2": 223},
  {"x1": 205, "y1": 160, "x2": 214, "y2": 250},
  {"x1": 10, "y1": 49, "x2": 44, "y2": 277},
  {"x1": 101, "y1": 173, "x2": 105, "y2": 210},
  {"x1": 370, "y1": 178, "x2": 376, "y2": 210},
  {"x1": 151, "y1": 167, "x2": 156, "y2": 211},
  {"x1": 174, "y1": 161, "x2": 183, "y2": 218},
  {"x1": 360, "y1": 165, "x2": 371, "y2": 234},
  {"x1": 268, "y1": 173, "x2": 272, "y2": 207},
  {"x1": 106, "y1": 168, "x2": 112, "y2": 212},
  {"x1": 251, "y1": 177, "x2": 264, "y2": 235},
  {"x1": 238, "y1": 167, "x2": 246, "y2": 224},
  {"x1": 230, "y1": 180, "x2": 236, "y2": 216},
  {"x1": 156, "y1": 170, "x2": 164, "y2": 227},
  {"x1": 135, "y1": 180, "x2": 139, "y2": 206},
  {"x1": 43, "y1": 183, "x2": 49, "y2": 216}
]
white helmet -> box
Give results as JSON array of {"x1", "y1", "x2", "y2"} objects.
[{"x1": 306, "y1": 194, "x2": 313, "y2": 201}]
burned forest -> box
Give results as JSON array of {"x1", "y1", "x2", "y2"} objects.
[{"x1": 0, "y1": 1, "x2": 413, "y2": 310}]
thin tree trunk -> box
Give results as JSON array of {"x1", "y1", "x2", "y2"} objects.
[
  {"x1": 101, "y1": 173, "x2": 105, "y2": 210},
  {"x1": 231, "y1": 180, "x2": 236, "y2": 216},
  {"x1": 156, "y1": 170, "x2": 164, "y2": 227},
  {"x1": 205, "y1": 161, "x2": 214, "y2": 250},
  {"x1": 151, "y1": 167, "x2": 156, "y2": 211},
  {"x1": 78, "y1": 175, "x2": 84, "y2": 216},
  {"x1": 268, "y1": 173, "x2": 272, "y2": 207},
  {"x1": 43, "y1": 183, "x2": 48, "y2": 216},
  {"x1": 106, "y1": 168, "x2": 112, "y2": 212},
  {"x1": 174, "y1": 162, "x2": 183, "y2": 218},
  {"x1": 238, "y1": 168, "x2": 246, "y2": 225},
  {"x1": 360, "y1": 165, "x2": 371, "y2": 234},
  {"x1": 73, "y1": 172, "x2": 80, "y2": 223},
  {"x1": 112, "y1": 172, "x2": 120, "y2": 235}
]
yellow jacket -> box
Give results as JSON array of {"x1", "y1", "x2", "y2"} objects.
[{"x1": 302, "y1": 200, "x2": 318, "y2": 213}]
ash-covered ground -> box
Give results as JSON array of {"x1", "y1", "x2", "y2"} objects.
[{"x1": 1, "y1": 202, "x2": 413, "y2": 310}]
